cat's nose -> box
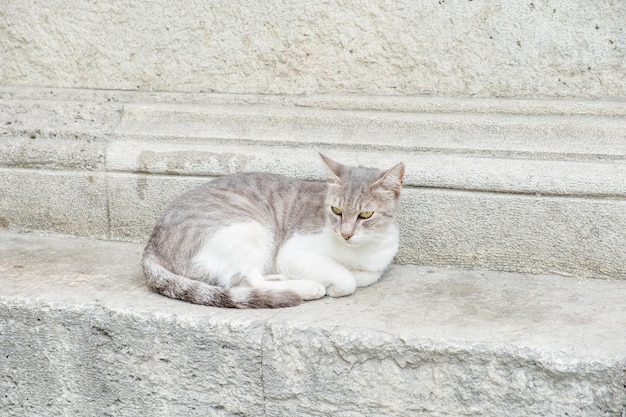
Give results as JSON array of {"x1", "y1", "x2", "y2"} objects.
[{"x1": 341, "y1": 232, "x2": 353, "y2": 240}]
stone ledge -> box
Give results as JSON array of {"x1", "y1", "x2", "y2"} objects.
[
  {"x1": 1, "y1": 231, "x2": 625, "y2": 416},
  {"x1": 2, "y1": 87, "x2": 626, "y2": 277},
  {"x1": 3, "y1": 86, "x2": 626, "y2": 197}
]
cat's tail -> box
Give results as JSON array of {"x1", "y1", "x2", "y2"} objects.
[{"x1": 142, "y1": 252, "x2": 303, "y2": 308}]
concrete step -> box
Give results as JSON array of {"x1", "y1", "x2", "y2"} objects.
[
  {"x1": 1, "y1": 87, "x2": 626, "y2": 279},
  {"x1": 1, "y1": 231, "x2": 625, "y2": 416}
]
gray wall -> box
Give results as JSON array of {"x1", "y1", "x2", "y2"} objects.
[{"x1": 2, "y1": 0, "x2": 625, "y2": 97}]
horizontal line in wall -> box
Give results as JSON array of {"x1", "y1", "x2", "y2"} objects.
[{"x1": 3, "y1": 86, "x2": 626, "y2": 117}]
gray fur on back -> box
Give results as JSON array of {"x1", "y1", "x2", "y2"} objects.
[{"x1": 145, "y1": 172, "x2": 330, "y2": 278}]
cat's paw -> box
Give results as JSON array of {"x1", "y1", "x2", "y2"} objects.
[
  {"x1": 288, "y1": 280, "x2": 326, "y2": 300},
  {"x1": 326, "y1": 280, "x2": 357, "y2": 298}
]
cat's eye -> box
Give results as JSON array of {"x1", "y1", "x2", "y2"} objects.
[
  {"x1": 358, "y1": 211, "x2": 374, "y2": 219},
  {"x1": 331, "y1": 206, "x2": 343, "y2": 216}
]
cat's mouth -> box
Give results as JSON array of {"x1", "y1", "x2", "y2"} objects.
[{"x1": 335, "y1": 233, "x2": 364, "y2": 247}]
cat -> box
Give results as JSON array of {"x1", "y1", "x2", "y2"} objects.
[{"x1": 142, "y1": 153, "x2": 405, "y2": 308}]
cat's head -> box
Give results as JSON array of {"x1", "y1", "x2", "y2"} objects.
[{"x1": 320, "y1": 153, "x2": 404, "y2": 246}]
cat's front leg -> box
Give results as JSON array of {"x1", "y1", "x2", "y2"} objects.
[
  {"x1": 283, "y1": 257, "x2": 356, "y2": 298},
  {"x1": 325, "y1": 269, "x2": 357, "y2": 297},
  {"x1": 351, "y1": 270, "x2": 383, "y2": 288},
  {"x1": 276, "y1": 248, "x2": 356, "y2": 298}
]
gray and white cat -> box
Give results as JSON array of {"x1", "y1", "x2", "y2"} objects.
[{"x1": 142, "y1": 154, "x2": 404, "y2": 308}]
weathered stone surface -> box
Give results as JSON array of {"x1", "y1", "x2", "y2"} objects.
[
  {"x1": 1, "y1": 1, "x2": 624, "y2": 98},
  {"x1": 2, "y1": 305, "x2": 266, "y2": 417},
  {"x1": 106, "y1": 136, "x2": 626, "y2": 197},
  {"x1": 0, "y1": 135, "x2": 106, "y2": 171},
  {"x1": 115, "y1": 102, "x2": 626, "y2": 157},
  {"x1": 1, "y1": 232, "x2": 625, "y2": 416},
  {"x1": 398, "y1": 189, "x2": 626, "y2": 278},
  {"x1": 0, "y1": 169, "x2": 108, "y2": 239},
  {"x1": 0, "y1": 96, "x2": 122, "y2": 134}
]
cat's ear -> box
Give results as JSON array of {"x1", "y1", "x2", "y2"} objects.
[
  {"x1": 373, "y1": 162, "x2": 405, "y2": 197},
  {"x1": 319, "y1": 153, "x2": 343, "y2": 183}
]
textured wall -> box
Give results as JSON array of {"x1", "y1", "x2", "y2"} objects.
[{"x1": 1, "y1": 0, "x2": 624, "y2": 97}]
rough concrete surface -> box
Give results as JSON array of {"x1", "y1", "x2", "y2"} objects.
[
  {"x1": 1, "y1": 0, "x2": 625, "y2": 98},
  {"x1": 1, "y1": 231, "x2": 625, "y2": 416}
]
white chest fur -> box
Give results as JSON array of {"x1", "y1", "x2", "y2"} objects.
[
  {"x1": 275, "y1": 223, "x2": 399, "y2": 297},
  {"x1": 280, "y1": 223, "x2": 399, "y2": 273}
]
